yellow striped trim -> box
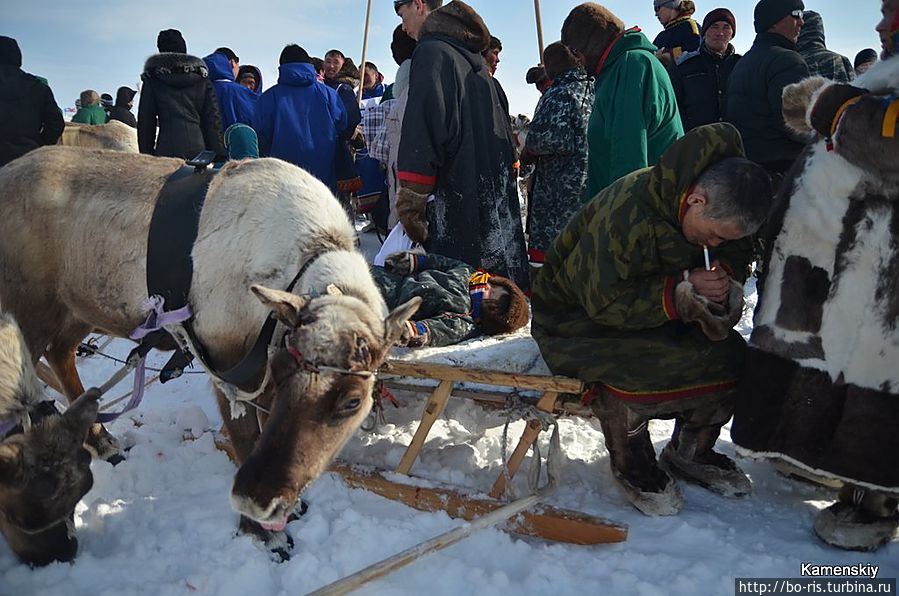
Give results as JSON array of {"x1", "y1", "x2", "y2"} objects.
[
  {"x1": 882, "y1": 99, "x2": 899, "y2": 138},
  {"x1": 469, "y1": 271, "x2": 491, "y2": 286},
  {"x1": 830, "y1": 96, "x2": 862, "y2": 137}
]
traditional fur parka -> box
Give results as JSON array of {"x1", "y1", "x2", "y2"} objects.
[{"x1": 732, "y1": 55, "x2": 899, "y2": 492}]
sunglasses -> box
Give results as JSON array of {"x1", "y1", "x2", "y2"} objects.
[
  {"x1": 394, "y1": 0, "x2": 413, "y2": 14},
  {"x1": 790, "y1": 10, "x2": 803, "y2": 18},
  {"x1": 654, "y1": 1, "x2": 676, "y2": 12}
]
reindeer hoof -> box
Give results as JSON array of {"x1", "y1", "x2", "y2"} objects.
[{"x1": 287, "y1": 498, "x2": 309, "y2": 523}]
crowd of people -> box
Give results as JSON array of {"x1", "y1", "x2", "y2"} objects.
[{"x1": 1, "y1": 0, "x2": 897, "y2": 552}]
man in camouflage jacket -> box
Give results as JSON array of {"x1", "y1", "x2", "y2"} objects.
[{"x1": 531, "y1": 123, "x2": 774, "y2": 516}]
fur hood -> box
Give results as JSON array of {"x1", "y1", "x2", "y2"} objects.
[
  {"x1": 419, "y1": 0, "x2": 490, "y2": 54},
  {"x1": 325, "y1": 58, "x2": 360, "y2": 89},
  {"x1": 141, "y1": 53, "x2": 208, "y2": 86}
]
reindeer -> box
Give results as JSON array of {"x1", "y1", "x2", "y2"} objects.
[
  {"x1": 0, "y1": 146, "x2": 419, "y2": 556},
  {"x1": 0, "y1": 312, "x2": 99, "y2": 566},
  {"x1": 59, "y1": 120, "x2": 139, "y2": 153}
]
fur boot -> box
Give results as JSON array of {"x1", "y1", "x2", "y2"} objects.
[
  {"x1": 814, "y1": 486, "x2": 899, "y2": 551},
  {"x1": 659, "y1": 441, "x2": 751, "y2": 498}
]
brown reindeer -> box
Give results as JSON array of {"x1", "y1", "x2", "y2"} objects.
[
  {"x1": 0, "y1": 312, "x2": 99, "y2": 566},
  {"x1": 0, "y1": 146, "x2": 419, "y2": 555}
]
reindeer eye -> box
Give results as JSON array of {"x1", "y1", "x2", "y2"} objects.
[{"x1": 334, "y1": 397, "x2": 362, "y2": 417}]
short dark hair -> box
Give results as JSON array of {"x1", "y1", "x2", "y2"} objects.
[
  {"x1": 279, "y1": 44, "x2": 311, "y2": 65},
  {"x1": 364, "y1": 61, "x2": 379, "y2": 73},
  {"x1": 697, "y1": 157, "x2": 773, "y2": 234},
  {"x1": 486, "y1": 35, "x2": 502, "y2": 52},
  {"x1": 324, "y1": 49, "x2": 345, "y2": 60},
  {"x1": 215, "y1": 47, "x2": 239, "y2": 63},
  {"x1": 310, "y1": 57, "x2": 325, "y2": 73}
]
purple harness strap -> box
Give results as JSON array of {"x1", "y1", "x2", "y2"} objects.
[{"x1": 0, "y1": 417, "x2": 19, "y2": 437}]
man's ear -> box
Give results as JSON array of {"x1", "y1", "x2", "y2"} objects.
[{"x1": 685, "y1": 191, "x2": 707, "y2": 208}]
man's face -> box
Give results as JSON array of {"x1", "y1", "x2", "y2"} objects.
[
  {"x1": 398, "y1": 0, "x2": 429, "y2": 40},
  {"x1": 769, "y1": 11, "x2": 803, "y2": 43},
  {"x1": 484, "y1": 47, "x2": 500, "y2": 75},
  {"x1": 229, "y1": 58, "x2": 239, "y2": 79},
  {"x1": 876, "y1": 0, "x2": 899, "y2": 58},
  {"x1": 703, "y1": 21, "x2": 734, "y2": 54},
  {"x1": 239, "y1": 76, "x2": 257, "y2": 92},
  {"x1": 681, "y1": 194, "x2": 746, "y2": 247},
  {"x1": 324, "y1": 54, "x2": 344, "y2": 79},
  {"x1": 363, "y1": 66, "x2": 378, "y2": 90},
  {"x1": 655, "y1": 4, "x2": 678, "y2": 25}
]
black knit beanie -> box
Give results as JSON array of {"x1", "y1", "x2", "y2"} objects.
[
  {"x1": 157, "y1": 29, "x2": 187, "y2": 53},
  {"x1": 754, "y1": 0, "x2": 804, "y2": 34},
  {"x1": 280, "y1": 44, "x2": 311, "y2": 65},
  {"x1": 701, "y1": 8, "x2": 736, "y2": 37},
  {"x1": 391, "y1": 25, "x2": 417, "y2": 65},
  {"x1": 0, "y1": 36, "x2": 22, "y2": 68}
]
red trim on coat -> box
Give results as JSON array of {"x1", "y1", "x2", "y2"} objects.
[
  {"x1": 594, "y1": 27, "x2": 641, "y2": 77},
  {"x1": 677, "y1": 184, "x2": 695, "y2": 225},
  {"x1": 398, "y1": 171, "x2": 437, "y2": 186},
  {"x1": 527, "y1": 247, "x2": 546, "y2": 263},
  {"x1": 662, "y1": 275, "x2": 680, "y2": 320},
  {"x1": 602, "y1": 380, "x2": 738, "y2": 404}
]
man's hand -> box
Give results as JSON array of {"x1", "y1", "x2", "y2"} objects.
[
  {"x1": 688, "y1": 260, "x2": 730, "y2": 304},
  {"x1": 384, "y1": 251, "x2": 417, "y2": 275}
]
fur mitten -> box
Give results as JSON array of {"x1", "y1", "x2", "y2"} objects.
[
  {"x1": 396, "y1": 187, "x2": 429, "y2": 243},
  {"x1": 384, "y1": 251, "x2": 423, "y2": 276},
  {"x1": 782, "y1": 76, "x2": 829, "y2": 135},
  {"x1": 398, "y1": 320, "x2": 429, "y2": 347},
  {"x1": 675, "y1": 278, "x2": 744, "y2": 341}
]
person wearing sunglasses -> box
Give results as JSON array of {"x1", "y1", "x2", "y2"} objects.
[
  {"x1": 724, "y1": 0, "x2": 809, "y2": 183},
  {"x1": 652, "y1": 0, "x2": 701, "y2": 66}
]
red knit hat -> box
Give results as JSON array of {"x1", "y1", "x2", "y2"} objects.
[{"x1": 701, "y1": 8, "x2": 736, "y2": 37}]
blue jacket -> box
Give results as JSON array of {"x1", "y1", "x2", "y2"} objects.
[
  {"x1": 256, "y1": 62, "x2": 348, "y2": 191},
  {"x1": 203, "y1": 52, "x2": 258, "y2": 129}
]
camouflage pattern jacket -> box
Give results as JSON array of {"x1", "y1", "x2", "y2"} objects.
[
  {"x1": 523, "y1": 67, "x2": 594, "y2": 258},
  {"x1": 371, "y1": 254, "x2": 479, "y2": 348},
  {"x1": 531, "y1": 123, "x2": 753, "y2": 403},
  {"x1": 797, "y1": 11, "x2": 854, "y2": 84}
]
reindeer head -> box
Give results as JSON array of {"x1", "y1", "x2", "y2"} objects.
[
  {"x1": 229, "y1": 285, "x2": 419, "y2": 531},
  {"x1": 0, "y1": 388, "x2": 98, "y2": 565}
]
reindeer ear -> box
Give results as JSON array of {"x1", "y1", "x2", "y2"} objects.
[
  {"x1": 383, "y1": 297, "x2": 422, "y2": 346},
  {"x1": 251, "y1": 284, "x2": 313, "y2": 327},
  {"x1": 64, "y1": 388, "x2": 100, "y2": 437},
  {"x1": 0, "y1": 442, "x2": 24, "y2": 485}
]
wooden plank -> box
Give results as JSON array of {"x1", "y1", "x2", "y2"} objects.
[
  {"x1": 36, "y1": 360, "x2": 65, "y2": 395},
  {"x1": 381, "y1": 380, "x2": 595, "y2": 417},
  {"x1": 489, "y1": 391, "x2": 559, "y2": 499},
  {"x1": 382, "y1": 360, "x2": 583, "y2": 394},
  {"x1": 395, "y1": 379, "x2": 454, "y2": 475},
  {"x1": 331, "y1": 462, "x2": 627, "y2": 545}
]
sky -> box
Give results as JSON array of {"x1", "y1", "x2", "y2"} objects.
[{"x1": 6, "y1": 0, "x2": 886, "y2": 118}]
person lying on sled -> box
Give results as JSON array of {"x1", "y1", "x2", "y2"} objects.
[
  {"x1": 531, "y1": 123, "x2": 774, "y2": 516},
  {"x1": 372, "y1": 251, "x2": 529, "y2": 348}
]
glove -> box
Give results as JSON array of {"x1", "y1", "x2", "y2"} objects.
[
  {"x1": 396, "y1": 187, "x2": 429, "y2": 243},
  {"x1": 398, "y1": 320, "x2": 429, "y2": 347},
  {"x1": 809, "y1": 83, "x2": 867, "y2": 138},
  {"x1": 384, "y1": 251, "x2": 420, "y2": 275},
  {"x1": 675, "y1": 278, "x2": 744, "y2": 341}
]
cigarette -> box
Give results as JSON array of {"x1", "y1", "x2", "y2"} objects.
[{"x1": 703, "y1": 245, "x2": 711, "y2": 271}]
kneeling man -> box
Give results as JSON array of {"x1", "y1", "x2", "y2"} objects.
[{"x1": 531, "y1": 123, "x2": 773, "y2": 515}]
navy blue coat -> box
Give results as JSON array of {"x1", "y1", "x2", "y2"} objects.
[{"x1": 256, "y1": 62, "x2": 348, "y2": 192}]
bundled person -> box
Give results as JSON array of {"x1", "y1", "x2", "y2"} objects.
[
  {"x1": 237, "y1": 64, "x2": 263, "y2": 94},
  {"x1": 854, "y1": 47, "x2": 878, "y2": 75},
  {"x1": 373, "y1": 251, "x2": 529, "y2": 348},
  {"x1": 107, "y1": 86, "x2": 137, "y2": 128},
  {"x1": 203, "y1": 48, "x2": 257, "y2": 129},
  {"x1": 521, "y1": 42, "x2": 593, "y2": 277},
  {"x1": 562, "y1": 3, "x2": 683, "y2": 198},
  {"x1": 531, "y1": 123, "x2": 774, "y2": 516},
  {"x1": 0, "y1": 35, "x2": 65, "y2": 167},
  {"x1": 137, "y1": 29, "x2": 225, "y2": 159},
  {"x1": 797, "y1": 10, "x2": 854, "y2": 82},
  {"x1": 732, "y1": 0, "x2": 899, "y2": 552},
  {"x1": 668, "y1": 8, "x2": 742, "y2": 131},
  {"x1": 71, "y1": 89, "x2": 109, "y2": 124},
  {"x1": 653, "y1": 0, "x2": 701, "y2": 65}
]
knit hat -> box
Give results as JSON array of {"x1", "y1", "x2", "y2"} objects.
[
  {"x1": 701, "y1": 8, "x2": 736, "y2": 37},
  {"x1": 100, "y1": 93, "x2": 114, "y2": 109},
  {"x1": 0, "y1": 36, "x2": 22, "y2": 68},
  {"x1": 854, "y1": 48, "x2": 877, "y2": 69},
  {"x1": 79, "y1": 90, "x2": 100, "y2": 107},
  {"x1": 279, "y1": 44, "x2": 311, "y2": 65},
  {"x1": 543, "y1": 41, "x2": 580, "y2": 80},
  {"x1": 391, "y1": 25, "x2": 417, "y2": 65},
  {"x1": 479, "y1": 275, "x2": 529, "y2": 336},
  {"x1": 653, "y1": 0, "x2": 682, "y2": 10},
  {"x1": 561, "y1": 3, "x2": 625, "y2": 71},
  {"x1": 753, "y1": 0, "x2": 804, "y2": 34},
  {"x1": 157, "y1": 29, "x2": 187, "y2": 53}
]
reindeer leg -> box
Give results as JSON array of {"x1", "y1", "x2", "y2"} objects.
[
  {"x1": 213, "y1": 384, "x2": 265, "y2": 464},
  {"x1": 45, "y1": 324, "x2": 123, "y2": 462}
]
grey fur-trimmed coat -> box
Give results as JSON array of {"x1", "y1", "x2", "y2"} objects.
[{"x1": 731, "y1": 56, "x2": 899, "y2": 491}]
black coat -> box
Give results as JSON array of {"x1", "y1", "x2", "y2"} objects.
[
  {"x1": 137, "y1": 53, "x2": 225, "y2": 159},
  {"x1": 107, "y1": 105, "x2": 137, "y2": 128},
  {"x1": 668, "y1": 44, "x2": 740, "y2": 132},
  {"x1": 0, "y1": 65, "x2": 64, "y2": 167},
  {"x1": 725, "y1": 33, "x2": 809, "y2": 172}
]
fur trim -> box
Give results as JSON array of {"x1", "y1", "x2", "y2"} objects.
[
  {"x1": 142, "y1": 53, "x2": 208, "y2": 78},
  {"x1": 419, "y1": 0, "x2": 490, "y2": 54},
  {"x1": 561, "y1": 3, "x2": 624, "y2": 67},
  {"x1": 782, "y1": 76, "x2": 830, "y2": 135}
]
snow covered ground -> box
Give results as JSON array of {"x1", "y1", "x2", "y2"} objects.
[{"x1": 2, "y1": 237, "x2": 896, "y2": 595}]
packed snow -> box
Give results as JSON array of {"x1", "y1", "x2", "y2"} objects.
[{"x1": 1, "y1": 244, "x2": 896, "y2": 595}]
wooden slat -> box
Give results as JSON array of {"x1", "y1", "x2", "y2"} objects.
[
  {"x1": 36, "y1": 360, "x2": 65, "y2": 395},
  {"x1": 395, "y1": 380, "x2": 454, "y2": 475},
  {"x1": 382, "y1": 360, "x2": 583, "y2": 394},
  {"x1": 332, "y1": 463, "x2": 627, "y2": 545},
  {"x1": 489, "y1": 391, "x2": 559, "y2": 499}
]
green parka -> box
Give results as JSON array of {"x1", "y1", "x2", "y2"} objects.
[
  {"x1": 531, "y1": 123, "x2": 753, "y2": 403},
  {"x1": 585, "y1": 28, "x2": 683, "y2": 199},
  {"x1": 71, "y1": 103, "x2": 108, "y2": 125}
]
